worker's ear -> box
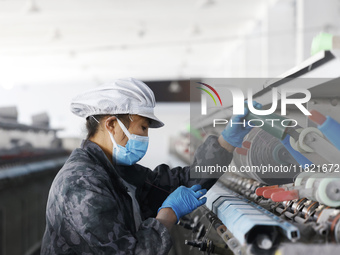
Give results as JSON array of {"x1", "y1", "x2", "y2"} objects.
[{"x1": 105, "y1": 116, "x2": 117, "y2": 134}]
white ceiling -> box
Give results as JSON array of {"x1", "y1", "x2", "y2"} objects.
[{"x1": 0, "y1": 0, "x2": 271, "y2": 87}]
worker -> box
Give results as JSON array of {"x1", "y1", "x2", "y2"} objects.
[{"x1": 41, "y1": 78, "x2": 260, "y2": 255}]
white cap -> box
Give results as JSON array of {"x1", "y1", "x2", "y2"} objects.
[{"x1": 70, "y1": 78, "x2": 164, "y2": 128}]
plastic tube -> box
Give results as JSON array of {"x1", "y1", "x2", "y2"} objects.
[
  {"x1": 280, "y1": 135, "x2": 312, "y2": 167},
  {"x1": 309, "y1": 110, "x2": 340, "y2": 150}
]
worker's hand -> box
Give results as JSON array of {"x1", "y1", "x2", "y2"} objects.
[
  {"x1": 221, "y1": 101, "x2": 262, "y2": 148},
  {"x1": 158, "y1": 184, "x2": 207, "y2": 222}
]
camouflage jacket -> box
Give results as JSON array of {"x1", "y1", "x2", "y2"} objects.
[{"x1": 41, "y1": 135, "x2": 233, "y2": 255}]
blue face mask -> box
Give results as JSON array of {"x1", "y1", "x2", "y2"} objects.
[{"x1": 108, "y1": 118, "x2": 149, "y2": 165}]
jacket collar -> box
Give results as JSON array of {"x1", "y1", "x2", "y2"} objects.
[
  {"x1": 81, "y1": 139, "x2": 127, "y2": 191},
  {"x1": 81, "y1": 139, "x2": 147, "y2": 192}
]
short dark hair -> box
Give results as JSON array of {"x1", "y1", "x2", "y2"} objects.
[{"x1": 85, "y1": 114, "x2": 131, "y2": 140}]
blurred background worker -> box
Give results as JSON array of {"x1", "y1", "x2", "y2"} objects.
[{"x1": 41, "y1": 78, "x2": 258, "y2": 254}]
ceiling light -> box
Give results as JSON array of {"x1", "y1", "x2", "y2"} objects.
[
  {"x1": 197, "y1": 0, "x2": 215, "y2": 8},
  {"x1": 50, "y1": 28, "x2": 62, "y2": 41},
  {"x1": 138, "y1": 29, "x2": 146, "y2": 38},
  {"x1": 25, "y1": 0, "x2": 40, "y2": 13},
  {"x1": 168, "y1": 81, "x2": 182, "y2": 93},
  {"x1": 191, "y1": 24, "x2": 201, "y2": 36},
  {"x1": 138, "y1": 21, "x2": 146, "y2": 38},
  {"x1": 121, "y1": 44, "x2": 128, "y2": 50},
  {"x1": 69, "y1": 50, "x2": 77, "y2": 58}
]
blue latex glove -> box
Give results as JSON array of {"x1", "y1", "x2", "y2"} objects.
[
  {"x1": 221, "y1": 101, "x2": 262, "y2": 148},
  {"x1": 158, "y1": 184, "x2": 207, "y2": 222}
]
